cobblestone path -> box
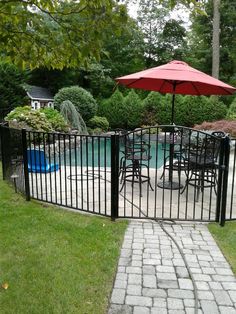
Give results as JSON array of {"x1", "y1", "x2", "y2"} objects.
[{"x1": 108, "y1": 221, "x2": 236, "y2": 314}]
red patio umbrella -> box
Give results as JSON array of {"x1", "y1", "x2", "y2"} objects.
[{"x1": 116, "y1": 60, "x2": 236, "y2": 124}]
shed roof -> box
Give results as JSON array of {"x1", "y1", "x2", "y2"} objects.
[{"x1": 25, "y1": 85, "x2": 54, "y2": 101}]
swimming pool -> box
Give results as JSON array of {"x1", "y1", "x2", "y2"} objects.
[{"x1": 61, "y1": 138, "x2": 165, "y2": 168}]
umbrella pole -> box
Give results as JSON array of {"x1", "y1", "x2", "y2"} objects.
[
  {"x1": 171, "y1": 93, "x2": 175, "y2": 125},
  {"x1": 169, "y1": 93, "x2": 175, "y2": 183}
]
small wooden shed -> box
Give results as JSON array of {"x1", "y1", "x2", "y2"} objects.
[{"x1": 25, "y1": 85, "x2": 54, "y2": 110}]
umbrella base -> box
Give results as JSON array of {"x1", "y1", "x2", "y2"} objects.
[{"x1": 157, "y1": 181, "x2": 183, "y2": 190}]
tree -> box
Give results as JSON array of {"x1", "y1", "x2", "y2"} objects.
[
  {"x1": 101, "y1": 17, "x2": 145, "y2": 79},
  {"x1": 54, "y1": 86, "x2": 97, "y2": 122},
  {"x1": 188, "y1": 0, "x2": 236, "y2": 86},
  {"x1": 0, "y1": 0, "x2": 128, "y2": 69},
  {"x1": 212, "y1": 0, "x2": 220, "y2": 78},
  {"x1": 137, "y1": 0, "x2": 187, "y2": 67},
  {"x1": 0, "y1": 61, "x2": 28, "y2": 109}
]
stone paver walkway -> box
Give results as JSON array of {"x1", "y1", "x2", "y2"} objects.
[{"x1": 108, "y1": 221, "x2": 236, "y2": 314}]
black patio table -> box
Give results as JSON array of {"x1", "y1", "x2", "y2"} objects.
[{"x1": 157, "y1": 132, "x2": 190, "y2": 190}]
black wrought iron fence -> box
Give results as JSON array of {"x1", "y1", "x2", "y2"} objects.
[
  {"x1": 226, "y1": 138, "x2": 236, "y2": 220},
  {"x1": 0, "y1": 125, "x2": 26, "y2": 193},
  {"x1": 0, "y1": 125, "x2": 235, "y2": 225},
  {"x1": 25, "y1": 130, "x2": 113, "y2": 217}
]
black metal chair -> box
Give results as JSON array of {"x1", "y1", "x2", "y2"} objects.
[
  {"x1": 181, "y1": 133, "x2": 224, "y2": 201},
  {"x1": 159, "y1": 129, "x2": 192, "y2": 181},
  {"x1": 119, "y1": 138, "x2": 153, "y2": 196}
]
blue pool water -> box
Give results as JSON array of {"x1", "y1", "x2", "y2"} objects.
[{"x1": 62, "y1": 138, "x2": 165, "y2": 168}]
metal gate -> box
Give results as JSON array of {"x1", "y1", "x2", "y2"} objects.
[{"x1": 116, "y1": 126, "x2": 232, "y2": 225}]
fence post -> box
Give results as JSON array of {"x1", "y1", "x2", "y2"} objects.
[
  {"x1": 22, "y1": 128, "x2": 30, "y2": 201},
  {"x1": 215, "y1": 138, "x2": 224, "y2": 222},
  {"x1": 0, "y1": 125, "x2": 6, "y2": 180},
  {"x1": 110, "y1": 134, "x2": 120, "y2": 221},
  {"x1": 220, "y1": 136, "x2": 230, "y2": 227}
]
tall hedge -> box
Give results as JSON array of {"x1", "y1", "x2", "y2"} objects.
[
  {"x1": 175, "y1": 96, "x2": 227, "y2": 126},
  {"x1": 141, "y1": 92, "x2": 172, "y2": 125},
  {"x1": 227, "y1": 97, "x2": 236, "y2": 119},
  {"x1": 98, "y1": 90, "x2": 126, "y2": 129},
  {"x1": 123, "y1": 90, "x2": 143, "y2": 129},
  {"x1": 141, "y1": 93, "x2": 227, "y2": 127},
  {"x1": 54, "y1": 86, "x2": 97, "y2": 122}
]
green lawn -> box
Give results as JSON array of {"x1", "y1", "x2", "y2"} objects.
[
  {"x1": 0, "y1": 171, "x2": 127, "y2": 314},
  {"x1": 208, "y1": 222, "x2": 236, "y2": 274}
]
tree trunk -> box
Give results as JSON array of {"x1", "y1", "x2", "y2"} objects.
[{"x1": 212, "y1": 0, "x2": 220, "y2": 79}]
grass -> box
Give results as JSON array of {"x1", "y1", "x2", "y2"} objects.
[
  {"x1": 0, "y1": 170, "x2": 128, "y2": 314},
  {"x1": 208, "y1": 221, "x2": 236, "y2": 274}
]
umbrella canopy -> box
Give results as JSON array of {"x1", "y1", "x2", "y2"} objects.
[{"x1": 116, "y1": 60, "x2": 236, "y2": 96}]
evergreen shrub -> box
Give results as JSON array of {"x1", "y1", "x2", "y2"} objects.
[
  {"x1": 54, "y1": 86, "x2": 97, "y2": 122},
  {"x1": 98, "y1": 90, "x2": 126, "y2": 129},
  {"x1": 87, "y1": 116, "x2": 109, "y2": 131}
]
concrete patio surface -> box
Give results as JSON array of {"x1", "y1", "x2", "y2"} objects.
[{"x1": 108, "y1": 221, "x2": 236, "y2": 314}]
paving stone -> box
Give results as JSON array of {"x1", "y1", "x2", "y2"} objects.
[
  {"x1": 126, "y1": 267, "x2": 142, "y2": 274},
  {"x1": 168, "y1": 289, "x2": 194, "y2": 299},
  {"x1": 119, "y1": 257, "x2": 131, "y2": 266},
  {"x1": 108, "y1": 304, "x2": 132, "y2": 314},
  {"x1": 156, "y1": 265, "x2": 175, "y2": 273},
  {"x1": 167, "y1": 298, "x2": 184, "y2": 309},
  {"x1": 133, "y1": 306, "x2": 150, "y2": 314},
  {"x1": 198, "y1": 255, "x2": 213, "y2": 262},
  {"x1": 143, "y1": 259, "x2": 161, "y2": 266},
  {"x1": 202, "y1": 267, "x2": 216, "y2": 275},
  {"x1": 111, "y1": 289, "x2": 126, "y2": 304},
  {"x1": 114, "y1": 280, "x2": 127, "y2": 289},
  {"x1": 126, "y1": 295, "x2": 152, "y2": 307},
  {"x1": 116, "y1": 273, "x2": 128, "y2": 281},
  {"x1": 215, "y1": 268, "x2": 234, "y2": 276},
  {"x1": 209, "y1": 282, "x2": 223, "y2": 290},
  {"x1": 222, "y1": 282, "x2": 236, "y2": 290},
  {"x1": 201, "y1": 300, "x2": 220, "y2": 314},
  {"x1": 153, "y1": 297, "x2": 166, "y2": 308},
  {"x1": 132, "y1": 255, "x2": 142, "y2": 261},
  {"x1": 143, "y1": 265, "x2": 155, "y2": 275},
  {"x1": 157, "y1": 280, "x2": 179, "y2": 289},
  {"x1": 229, "y1": 290, "x2": 236, "y2": 302},
  {"x1": 127, "y1": 284, "x2": 142, "y2": 296},
  {"x1": 143, "y1": 275, "x2": 157, "y2": 288},
  {"x1": 128, "y1": 274, "x2": 142, "y2": 285},
  {"x1": 190, "y1": 267, "x2": 202, "y2": 274},
  {"x1": 184, "y1": 299, "x2": 200, "y2": 308},
  {"x1": 213, "y1": 275, "x2": 236, "y2": 282},
  {"x1": 151, "y1": 308, "x2": 167, "y2": 314},
  {"x1": 120, "y1": 249, "x2": 132, "y2": 258},
  {"x1": 117, "y1": 266, "x2": 126, "y2": 273},
  {"x1": 142, "y1": 288, "x2": 167, "y2": 298},
  {"x1": 219, "y1": 306, "x2": 236, "y2": 314},
  {"x1": 132, "y1": 243, "x2": 144, "y2": 250},
  {"x1": 176, "y1": 266, "x2": 189, "y2": 278},
  {"x1": 178, "y1": 278, "x2": 193, "y2": 290},
  {"x1": 156, "y1": 272, "x2": 177, "y2": 281},
  {"x1": 192, "y1": 274, "x2": 212, "y2": 282},
  {"x1": 162, "y1": 259, "x2": 173, "y2": 266},
  {"x1": 168, "y1": 310, "x2": 185, "y2": 314},
  {"x1": 198, "y1": 290, "x2": 214, "y2": 300},
  {"x1": 213, "y1": 290, "x2": 233, "y2": 306},
  {"x1": 195, "y1": 281, "x2": 210, "y2": 291},
  {"x1": 173, "y1": 259, "x2": 185, "y2": 267}
]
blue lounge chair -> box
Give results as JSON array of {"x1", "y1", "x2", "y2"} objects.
[{"x1": 27, "y1": 149, "x2": 59, "y2": 173}]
